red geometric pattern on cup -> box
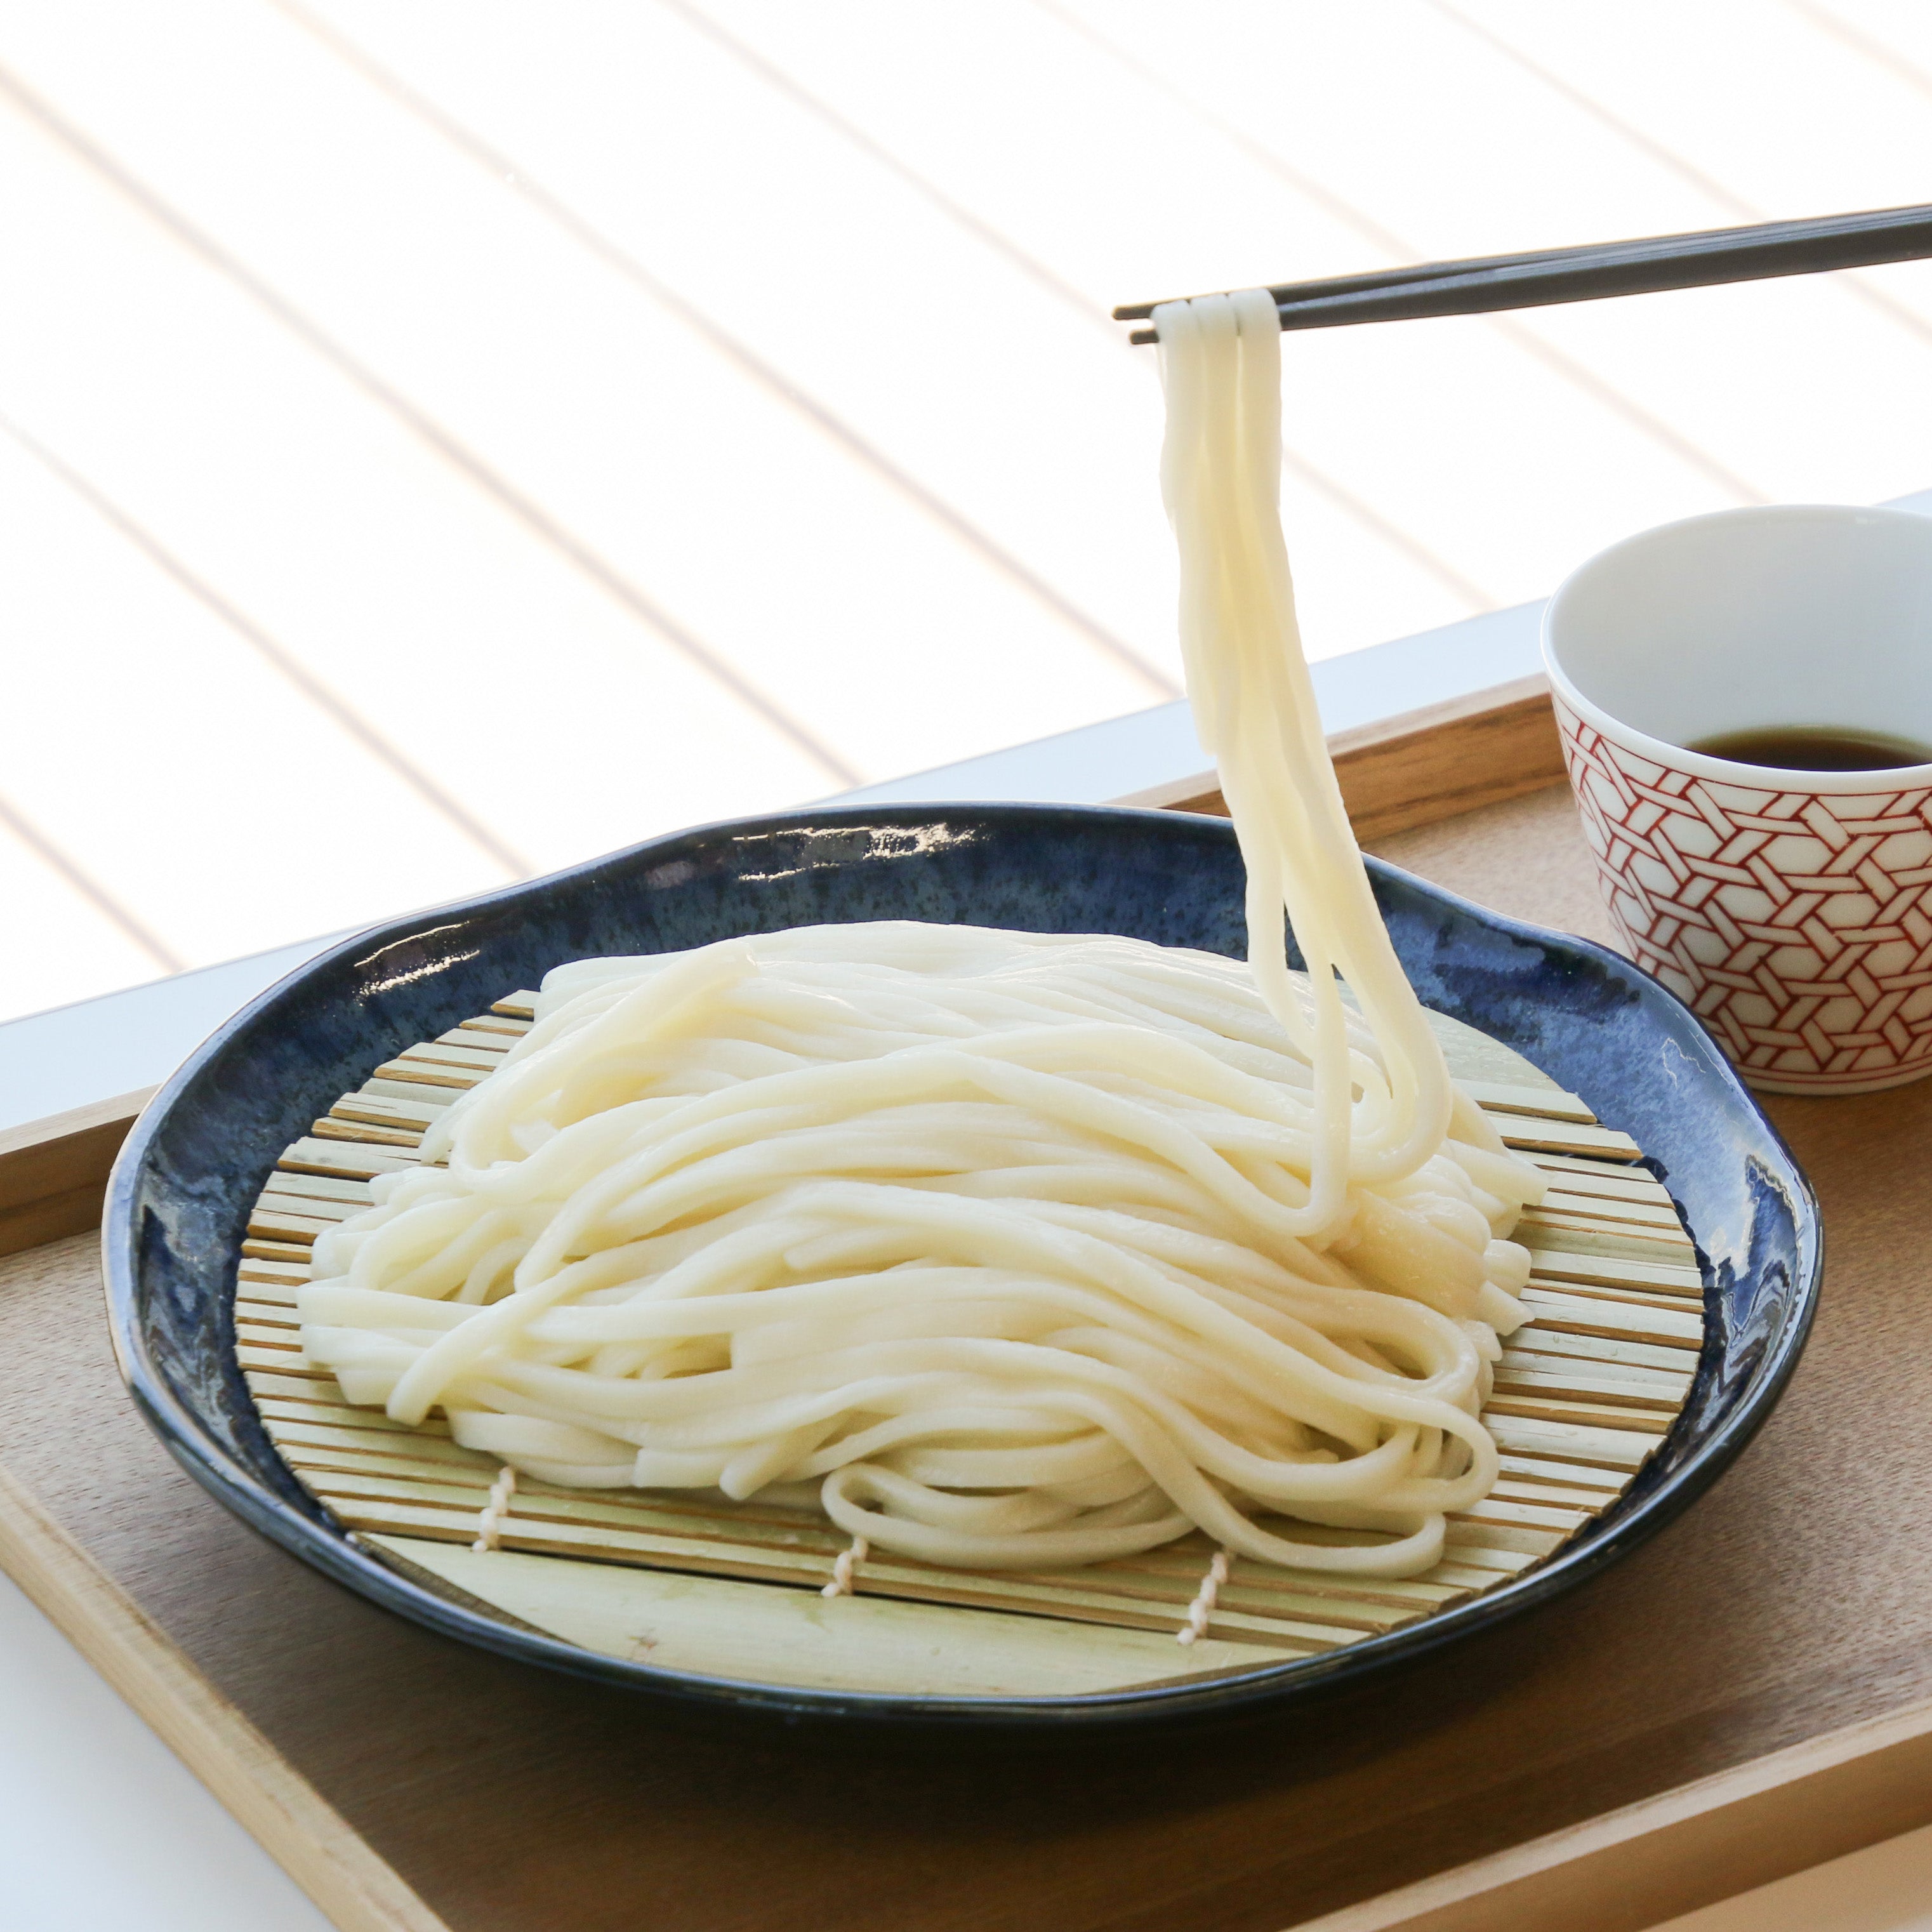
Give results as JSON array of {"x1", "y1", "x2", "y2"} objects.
[{"x1": 1552, "y1": 694, "x2": 1932, "y2": 1089}]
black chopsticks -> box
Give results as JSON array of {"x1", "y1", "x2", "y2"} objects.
[{"x1": 1114, "y1": 202, "x2": 1932, "y2": 344}]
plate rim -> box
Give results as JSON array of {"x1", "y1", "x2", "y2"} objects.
[{"x1": 100, "y1": 799, "x2": 1823, "y2": 1731}]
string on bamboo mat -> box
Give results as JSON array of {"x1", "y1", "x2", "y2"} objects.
[
  {"x1": 472, "y1": 1464, "x2": 517, "y2": 1553},
  {"x1": 1177, "y1": 1547, "x2": 1232, "y2": 1646},
  {"x1": 823, "y1": 1534, "x2": 870, "y2": 1599}
]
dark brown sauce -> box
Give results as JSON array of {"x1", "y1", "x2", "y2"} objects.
[{"x1": 1687, "y1": 725, "x2": 1932, "y2": 772}]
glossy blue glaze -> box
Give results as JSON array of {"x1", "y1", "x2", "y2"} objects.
[{"x1": 101, "y1": 804, "x2": 1820, "y2": 1731}]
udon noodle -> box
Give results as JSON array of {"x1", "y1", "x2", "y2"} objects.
[{"x1": 298, "y1": 289, "x2": 1545, "y2": 1579}]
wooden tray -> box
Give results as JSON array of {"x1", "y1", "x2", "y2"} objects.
[{"x1": 7, "y1": 681, "x2": 1932, "y2": 1932}]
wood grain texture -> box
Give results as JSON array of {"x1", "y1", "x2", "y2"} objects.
[
  {"x1": 1120, "y1": 675, "x2": 1566, "y2": 842},
  {"x1": 2, "y1": 781, "x2": 1928, "y2": 1932},
  {"x1": 0, "y1": 1086, "x2": 154, "y2": 1260},
  {"x1": 1300, "y1": 1689, "x2": 1932, "y2": 1931},
  {"x1": 1365, "y1": 783, "x2": 1619, "y2": 953}
]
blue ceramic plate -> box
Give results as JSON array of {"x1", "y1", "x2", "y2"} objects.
[{"x1": 102, "y1": 804, "x2": 1820, "y2": 1731}]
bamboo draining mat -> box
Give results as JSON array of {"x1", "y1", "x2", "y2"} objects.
[
  {"x1": 9, "y1": 779, "x2": 1932, "y2": 1932},
  {"x1": 232, "y1": 991, "x2": 1700, "y2": 1695}
]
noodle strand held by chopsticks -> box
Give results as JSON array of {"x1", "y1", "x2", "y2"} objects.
[{"x1": 299, "y1": 293, "x2": 1545, "y2": 1580}]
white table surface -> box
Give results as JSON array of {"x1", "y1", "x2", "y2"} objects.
[{"x1": 0, "y1": 1568, "x2": 331, "y2": 1931}]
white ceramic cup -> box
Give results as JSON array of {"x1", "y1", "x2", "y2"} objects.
[{"x1": 1543, "y1": 503, "x2": 1932, "y2": 1095}]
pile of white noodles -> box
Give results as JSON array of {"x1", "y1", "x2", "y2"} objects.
[{"x1": 297, "y1": 288, "x2": 1545, "y2": 1578}]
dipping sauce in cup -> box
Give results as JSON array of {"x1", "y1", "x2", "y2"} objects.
[{"x1": 1543, "y1": 504, "x2": 1932, "y2": 1095}]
